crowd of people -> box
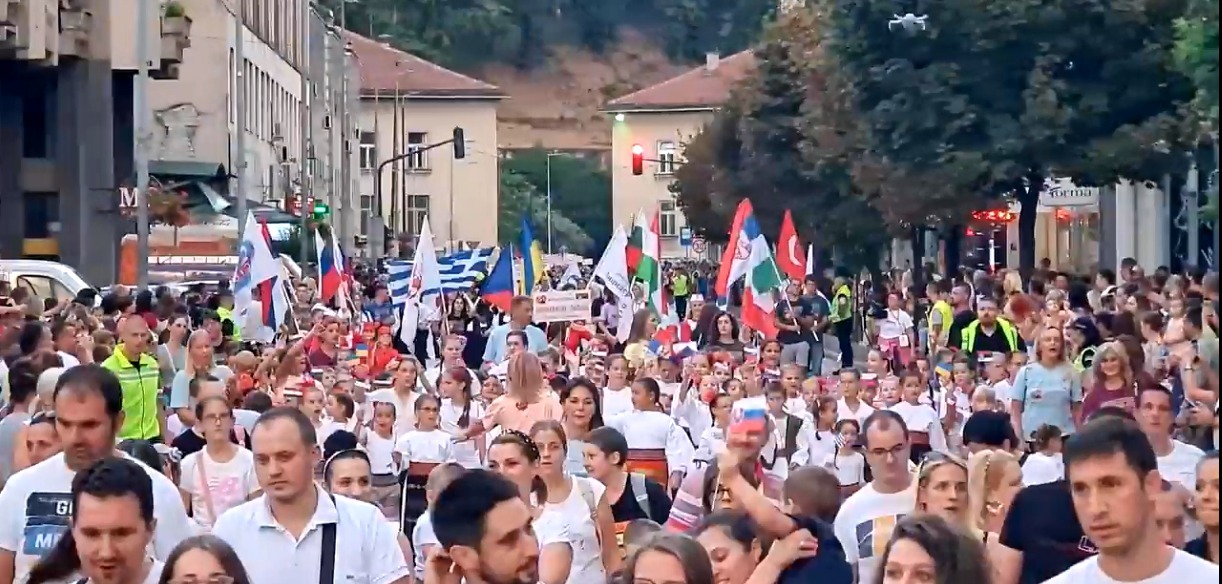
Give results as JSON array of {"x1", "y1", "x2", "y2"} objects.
[{"x1": 0, "y1": 257, "x2": 1215, "y2": 584}]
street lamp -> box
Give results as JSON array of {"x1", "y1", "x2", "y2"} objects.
[{"x1": 545, "y1": 151, "x2": 566, "y2": 254}]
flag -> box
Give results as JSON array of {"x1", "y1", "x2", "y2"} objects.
[
  {"x1": 257, "y1": 221, "x2": 291, "y2": 335},
  {"x1": 806, "y1": 243, "x2": 815, "y2": 277},
  {"x1": 482, "y1": 245, "x2": 515, "y2": 312},
  {"x1": 558, "y1": 262, "x2": 582, "y2": 288},
  {"x1": 742, "y1": 228, "x2": 783, "y2": 339},
  {"x1": 520, "y1": 218, "x2": 545, "y2": 294},
  {"x1": 315, "y1": 228, "x2": 345, "y2": 303},
  {"x1": 626, "y1": 211, "x2": 644, "y2": 273},
  {"x1": 634, "y1": 211, "x2": 667, "y2": 319},
  {"x1": 592, "y1": 225, "x2": 635, "y2": 342},
  {"x1": 715, "y1": 200, "x2": 758, "y2": 300},
  {"x1": 386, "y1": 248, "x2": 494, "y2": 303},
  {"x1": 232, "y1": 211, "x2": 279, "y2": 332},
  {"x1": 401, "y1": 218, "x2": 443, "y2": 347},
  {"x1": 776, "y1": 210, "x2": 806, "y2": 282}
]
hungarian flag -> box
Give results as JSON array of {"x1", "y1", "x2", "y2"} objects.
[
  {"x1": 715, "y1": 200, "x2": 757, "y2": 301},
  {"x1": 626, "y1": 211, "x2": 645, "y2": 274},
  {"x1": 741, "y1": 213, "x2": 783, "y2": 339},
  {"x1": 776, "y1": 210, "x2": 806, "y2": 282},
  {"x1": 634, "y1": 211, "x2": 667, "y2": 319}
]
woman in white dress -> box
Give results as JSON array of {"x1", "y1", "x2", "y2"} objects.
[
  {"x1": 531, "y1": 420, "x2": 620, "y2": 582},
  {"x1": 487, "y1": 430, "x2": 574, "y2": 584}
]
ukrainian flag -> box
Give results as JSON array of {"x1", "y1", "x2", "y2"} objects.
[{"x1": 520, "y1": 217, "x2": 545, "y2": 294}]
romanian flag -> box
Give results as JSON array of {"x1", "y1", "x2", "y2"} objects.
[
  {"x1": 520, "y1": 218, "x2": 545, "y2": 295},
  {"x1": 482, "y1": 246, "x2": 515, "y2": 312}
]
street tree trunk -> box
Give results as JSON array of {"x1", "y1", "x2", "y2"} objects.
[{"x1": 1017, "y1": 174, "x2": 1043, "y2": 282}]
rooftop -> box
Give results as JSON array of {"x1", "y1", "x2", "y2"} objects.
[
  {"x1": 604, "y1": 51, "x2": 755, "y2": 112},
  {"x1": 344, "y1": 32, "x2": 505, "y2": 99}
]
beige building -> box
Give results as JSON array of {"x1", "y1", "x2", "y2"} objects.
[
  {"x1": 602, "y1": 51, "x2": 754, "y2": 259},
  {"x1": 347, "y1": 33, "x2": 504, "y2": 251}
]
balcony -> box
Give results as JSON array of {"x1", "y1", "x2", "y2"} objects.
[
  {"x1": 152, "y1": 2, "x2": 191, "y2": 79},
  {"x1": 57, "y1": 3, "x2": 92, "y2": 58},
  {"x1": 0, "y1": 0, "x2": 17, "y2": 51},
  {"x1": 2, "y1": 0, "x2": 59, "y2": 62}
]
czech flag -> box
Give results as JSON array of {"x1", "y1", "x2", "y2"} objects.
[
  {"x1": 315, "y1": 228, "x2": 344, "y2": 304},
  {"x1": 482, "y1": 246, "x2": 515, "y2": 312}
]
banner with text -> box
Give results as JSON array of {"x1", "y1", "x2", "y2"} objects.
[{"x1": 533, "y1": 289, "x2": 593, "y2": 322}]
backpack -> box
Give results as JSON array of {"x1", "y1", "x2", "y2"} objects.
[{"x1": 629, "y1": 472, "x2": 652, "y2": 521}]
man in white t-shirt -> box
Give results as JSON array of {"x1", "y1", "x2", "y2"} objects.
[
  {"x1": 1138, "y1": 386, "x2": 1206, "y2": 491},
  {"x1": 0, "y1": 365, "x2": 192, "y2": 582},
  {"x1": 1043, "y1": 417, "x2": 1218, "y2": 583},
  {"x1": 833, "y1": 410, "x2": 916, "y2": 584}
]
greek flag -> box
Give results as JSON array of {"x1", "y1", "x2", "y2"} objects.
[{"x1": 386, "y1": 248, "x2": 494, "y2": 303}]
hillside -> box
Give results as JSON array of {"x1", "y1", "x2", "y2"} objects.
[{"x1": 484, "y1": 29, "x2": 690, "y2": 150}]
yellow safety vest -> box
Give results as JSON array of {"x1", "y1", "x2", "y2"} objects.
[
  {"x1": 101, "y1": 345, "x2": 163, "y2": 441},
  {"x1": 960, "y1": 318, "x2": 1019, "y2": 353},
  {"x1": 927, "y1": 299, "x2": 953, "y2": 351},
  {"x1": 1074, "y1": 346, "x2": 1098, "y2": 372},
  {"x1": 217, "y1": 306, "x2": 242, "y2": 341},
  {"x1": 830, "y1": 284, "x2": 853, "y2": 323}
]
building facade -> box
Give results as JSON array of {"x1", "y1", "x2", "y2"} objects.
[
  {"x1": 346, "y1": 33, "x2": 503, "y2": 253},
  {"x1": 602, "y1": 51, "x2": 754, "y2": 259},
  {"x1": 0, "y1": 0, "x2": 192, "y2": 284}
]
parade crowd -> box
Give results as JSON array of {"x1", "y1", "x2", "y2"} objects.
[{"x1": 0, "y1": 257, "x2": 1216, "y2": 584}]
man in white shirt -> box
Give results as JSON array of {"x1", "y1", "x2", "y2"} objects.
[
  {"x1": 212, "y1": 407, "x2": 409, "y2": 584},
  {"x1": 1138, "y1": 386, "x2": 1206, "y2": 492},
  {"x1": 429, "y1": 469, "x2": 544, "y2": 584},
  {"x1": 0, "y1": 365, "x2": 192, "y2": 583},
  {"x1": 1044, "y1": 417, "x2": 1218, "y2": 582},
  {"x1": 833, "y1": 410, "x2": 916, "y2": 584}
]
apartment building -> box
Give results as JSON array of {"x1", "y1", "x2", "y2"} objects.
[
  {"x1": 347, "y1": 32, "x2": 504, "y2": 251},
  {"x1": 0, "y1": 0, "x2": 192, "y2": 284},
  {"x1": 603, "y1": 51, "x2": 754, "y2": 259}
]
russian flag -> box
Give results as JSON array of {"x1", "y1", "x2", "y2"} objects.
[
  {"x1": 315, "y1": 228, "x2": 343, "y2": 304},
  {"x1": 481, "y1": 245, "x2": 515, "y2": 312},
  {"x1": 730, "y1": 396, "x2": 768, "y2": 434}
]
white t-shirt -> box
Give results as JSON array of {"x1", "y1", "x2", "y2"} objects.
[
  {"x1": 395, "y1": 430, "x2": 454, "y2": 469},
  {"x1": 534, "y1": 506, "x2": 572, "y2": 550},
  {"x1": 83, "y1": 560, "x2": 164, "y2": 584},
  {"x1": 833, "y1": 481, "x2": 916, "y2": 584},
  {"x1": 0, "y1": 453, "x2": 192, "y2": 582},
  {"x1": 546, "y1": 477, "x2": 607, "y2": 584},
  {"x1": 836, "y1": 399, "x2": 875, "y2": 425},
  {"x1": 367, "y1": 388, "x2": 421, "y2": 436},
  {"x1": 1158, "y1": 440, "x2": 1206, "y2": 490},
  {"x1": 439, "y1": 398, "x2": 486, "y2": 469},
  {"x1": 365, "y1": 429, "x2": 400, "y2": 476},
  {"x1": 823, "y1": 452, "x2": 867, "y2": 487},
  {"x1": 1022, "y1": 452, "x2": 1065, "y2": 487},
  {"x1": 178, "y1": 447, "x2": 260, "y2": 530},
  {"x1": 601, "y1": 386, "x2": 634, "y2": 419},
  {"x1": 411, "y1": 511, "x2": 439, "y2": 581},
  {"x1": 57, "y1": 351, "x2": 81, "y2": 369},
  {"x1": 877, "y1": 309, "x2": 914, "y2": 340},
  {"x1": 990, "y1": 379, "x2": 1014, "y2": 407},
  {"x1": 1041, "y1": 547, "x2": 1219, "y2": 583}
]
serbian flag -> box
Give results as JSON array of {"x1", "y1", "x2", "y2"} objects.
[
  {"x1": 776, "y1": 210, "x2": 806, "y2": 282},
  {"x1": 714, "y1": 200, "x2": 757, "y2": 301},
  {"x1": 315, "y1": 228, "x2": 344, "y2": 304},
  {"x1": 257, "y1": 222, "x2": 289, "y2": 331},
  {"x1": 481, "y1": 245, "x2": 515, "y2": 312}
]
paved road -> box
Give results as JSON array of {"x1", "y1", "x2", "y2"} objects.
[{"x1": 813, "y1": 341, "x2": 871, "y2": 377}]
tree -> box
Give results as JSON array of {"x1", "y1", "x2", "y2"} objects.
[
  {"x1": 501, "y1": 148, "x2": 613, "y2": 255},
  {"x1": 498, "y1": 170, "x2": 594, "y2": 252},
  {"x1": 1174, "y1": 0, "x2": 1219, "y2": 128},
  {"x1": 826, "y1": 0, "x2": 1195, "y2": 275}
]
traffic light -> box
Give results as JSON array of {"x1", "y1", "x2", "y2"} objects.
[
  {"x1": 452, "y1": 127, "x2": 466, "y2": 159},
  {"x1": 312, "y1": 201, "x2": 330, "y2": 219},
  {"x1": 631, "y1": 143, "x2": 644, "y2": 175}
]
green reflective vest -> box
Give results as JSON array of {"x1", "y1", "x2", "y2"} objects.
[
  {"x1": 830, "y1": 284, "x2": 853, "y2": 323},
  {"x1": 217, "y1": 306, "x2": 241, "y2": 341},
  {"x1": 101, "y1": 346, "x2": 162, "y2": 441}
]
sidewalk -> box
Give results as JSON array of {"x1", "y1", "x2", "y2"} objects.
[{"x1": 814, "y1": 341, "x2": 871, "y2": 377}]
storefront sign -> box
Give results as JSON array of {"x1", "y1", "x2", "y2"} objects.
[
  {"x1": 533, "y1": 289, "x2": 593, "y2": 322},
  {"x1": 1040, "y1": 178, "x2": 1099, "y2": 207}
]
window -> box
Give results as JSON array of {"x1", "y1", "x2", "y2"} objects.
[
  {"x1": 659, "y1": 201, "x2": 678, "y2": 237},
  {"x1": 406, "y1": 194, "x2": 429, "y2": 235},
  {"x1": 406, "y1": 132, "x2": 428, "y2": 170},
  {"x1": 361, "y1": 195, "x2": 374, "y2": 212},
  {"x1": 23, "y1": 192, "x2": 57, "y2": 238},
  {"x1": 359, "y1": 132, "x2": 377, "y2": 171},
  {"x1": 656, "y1": 140, "x2": 677, "y2": 175}
]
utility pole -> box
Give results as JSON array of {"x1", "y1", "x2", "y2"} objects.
[
  {"x1": 134, "y1": 0, "x2": 152, "y2": 290},
  {"x1": 234, "y1": 0, "x2": 248, "y2": 240},
  {"x1": 299, "y1": 1, "x2": 311, "y2": 265}
]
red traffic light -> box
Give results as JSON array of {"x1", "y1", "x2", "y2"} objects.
[{"x1": 631, "y1": 144, "x2": 644, "y2": 175}]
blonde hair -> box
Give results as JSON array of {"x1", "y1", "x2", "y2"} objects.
[
  {"x1": 966, "y1": 449, "x2": 1020, "y2": 532},
  {"x1": 1002, "y1": 271, "x2": 1023, "y2": 297},
  {"x1": 1090, "y1": 341, "x2": 1133, "y2": 390},
  {"x1": 507, "y1": 352, "x2": 546, "y2": 398},
  {"x1": 911, "y1": 454, "x2": 970, "y2": 526},
  {"x1": 1033, "y1": 327, "x2": 1070, "y2": 365}
]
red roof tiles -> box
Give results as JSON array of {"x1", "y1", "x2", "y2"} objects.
[
  {"x1": 344, "y1": 32, "x2": 503, "y2": 99},
  {"x1": 604, "y1": 51, "x2": 755, "y2": 111}
]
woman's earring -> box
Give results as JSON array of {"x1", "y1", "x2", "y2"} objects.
[{"x1": 986, "y1": 500, "x2": 1004, "y2": 516}]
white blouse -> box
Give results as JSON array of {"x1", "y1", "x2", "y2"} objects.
[{"x1": 394, "y1": 429, "x2": 455, "y2": 470}]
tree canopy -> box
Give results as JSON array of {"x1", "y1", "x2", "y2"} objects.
[
  {"x1": 498, "y1": 169, "x2": 594, "y2": 253},
  {"x1": 1174, "y1": 0, "x2": 1220, "y2": 128},
  {"x1": 501, "y1": 148, "x2": 613, "y2": 255}
]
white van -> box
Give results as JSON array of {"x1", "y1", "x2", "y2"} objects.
[{"x1": 0, "y1": 259, "x2": 95, "y2": 307}]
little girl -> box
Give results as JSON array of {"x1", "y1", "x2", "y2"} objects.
[
  {"x1": 319, "y1": 392, "x2": 360, "y2": 447},
  {"x1": 780, "y1": 364, "x2": 809, "y2": 421},
  {"x1": 889, "y1": 371, "x2": 947, "y2": 463},
  {"x1": 363, "y1": 401, "x2": 401, "y2": 520},
  {"x1": 823, "y1": 419, "x2": 866, "y2": 497},
  {"x1": 438, "y1": 367, "x2": 485, "y2": 469},
  {"x1": 806, "y1": 396, "x2": 839, "y2": 469},
  {"x1": 395, "y1": 395, "x2": 454, "y2": 535},
  {"x1": 299, "y1": 387, "x2": 327, "y2": 443},
  {"x1": 1020, "y1": 424, "x2": 1065, "y2": 486}
]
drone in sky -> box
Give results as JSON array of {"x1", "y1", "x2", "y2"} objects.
[{"x1": 888, "y1": 13, "x2": 929, "y2": 31}]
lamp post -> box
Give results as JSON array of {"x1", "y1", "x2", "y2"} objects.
[{"x1": 545, "y1": 151, "x2": 565, "y2": 254}]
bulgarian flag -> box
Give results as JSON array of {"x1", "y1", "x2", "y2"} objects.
[
  {"x1": 626, "y1": 211, "x2": 645, "y2": 274},
  {"x1": 735, "y1": 204, "x2": 783, "y2": 339},
  {"x1": 633, "y1": 211, "x2": 668, "y2": 320}
]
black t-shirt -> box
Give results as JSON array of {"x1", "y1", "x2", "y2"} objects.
[
  {"x1": 999, "y1": 481, "x2": 1096, "y2": 584},
  {"x1": 777, "y1": 297, "x2": 814, "y2": 345},
  {"x1": 967, "y1": 324, "x2": 1024, "y2": 354},
  {"x1": 947, "y1": 310, "x2": 977, "y2": 349},
  {"x1": 609, "y1": 474, "x2": 672, "y2": 524}
]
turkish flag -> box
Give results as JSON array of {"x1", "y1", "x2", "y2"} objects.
[{"x1": 776, "y1": 210, "x2": 806, "y2": 282}]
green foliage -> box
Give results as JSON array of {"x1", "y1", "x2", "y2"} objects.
[
  {"x1": 501, "y1": 148, "x2": 613, "y2": 254},
  {"x1": 498, "y1": 169, "x2": 594, "y2": 253},
  {"x1": 319, "y1": 0, "x2": 773, "y2": 69},
  {"x1": 1174, "y1": 0, "x2": 1220, "y2": 128},
  {"x1": 824, "y1": 0, "x2": 1196, "y2": 273}
]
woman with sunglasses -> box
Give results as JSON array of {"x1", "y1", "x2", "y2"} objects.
[
  {"x1": 157, "y1": 535, "x2": 252, "y2": 584},
  {"x1": 177, "y1": 397, "x2": 259, "y2": 532},
  {"x1": 910, "y1": 453, "x2": 971, "y2": 533}
]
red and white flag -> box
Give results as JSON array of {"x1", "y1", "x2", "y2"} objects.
[{"x1": 776, "y1": 210, "x2": 805, "y2": 282}]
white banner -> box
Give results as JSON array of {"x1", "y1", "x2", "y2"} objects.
[{"x1": 533, "y1": 289, "x2": 593, "y2": 323}]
